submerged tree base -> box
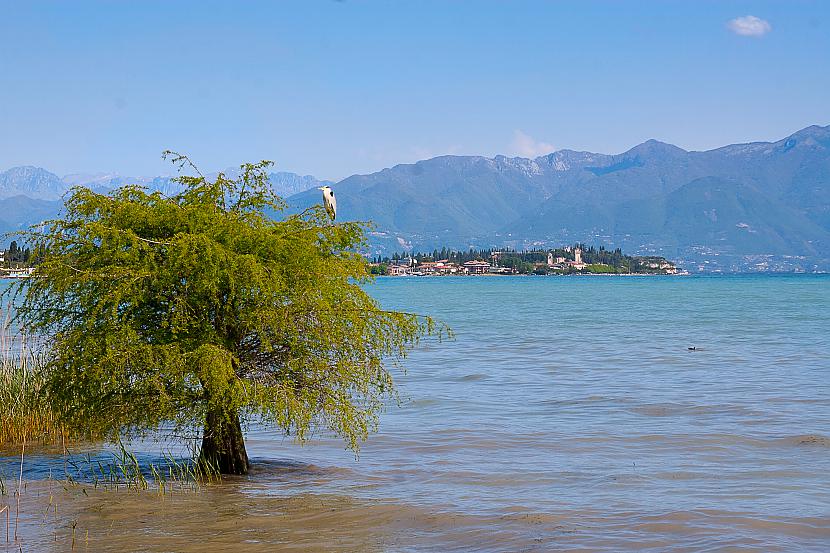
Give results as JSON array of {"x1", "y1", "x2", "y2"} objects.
[{"x1": 199, "y1": 410, "x2": 250, "y2": 475}]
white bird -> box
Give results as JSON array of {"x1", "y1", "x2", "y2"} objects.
[{"x1": 319, "y1": 186, "x2": 336, "y2": 220}]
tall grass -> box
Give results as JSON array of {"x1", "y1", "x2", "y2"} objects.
[
  {"x1": 60, "y1": 440, "x2": 221, "y2": 494},
  {"x1": 0, "y1": 305, "x2": 63, "y2": 448}
]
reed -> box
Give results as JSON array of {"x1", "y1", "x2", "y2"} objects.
[
  {"x1": 62, "y1": 440, "x2": 221, "y2": 494},
  {"x1": 0, "y1": 305, "x2": 64, "y2": 448}
]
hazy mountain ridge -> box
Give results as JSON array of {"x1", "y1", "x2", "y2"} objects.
[
  {"x1": 0, "y1": 195, "x2": 62, "y2": 239},
  {"x1": 0, "y1": 166, "x2": 67, "y2": 200},
  {"x1": 0, "y1": 167, "x2": 329, "y2": 240},
  {"x1": 1, "y1": 169, "x2": 328, "y2": 202}
]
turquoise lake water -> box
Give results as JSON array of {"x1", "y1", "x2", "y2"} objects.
[{"x1": 3, "y1": 274, "x2": 830, "y2": 551}]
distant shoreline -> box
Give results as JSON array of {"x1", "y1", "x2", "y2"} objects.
[
  {"x1": 374, "y1": 271, "x2": 829, "y2": 278},
  {"x1": 376, "y1": 272, "x2": 688, "y2": 278}
]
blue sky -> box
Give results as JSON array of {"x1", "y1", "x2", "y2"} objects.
[{"x1": 0, "y1": 1, "x2": 828, "y2": 180}]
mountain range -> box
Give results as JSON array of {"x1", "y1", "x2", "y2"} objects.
[
  {"x1": 286, "y1": 125, "x2": 830, "y2": 272},
  {"x1": 0, "y1": 168, "x2": 330, "y2": 245},
  {"x1": 0, "y1": 167, "x2": 330, "y2": 202},
  {"x1": 2, "y1": 125, "x2": 829, "y2": 272}
]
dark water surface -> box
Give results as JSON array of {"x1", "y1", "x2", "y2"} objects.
[{"x1": 4, "y1": 275, "x2": 830, "y2": 551}]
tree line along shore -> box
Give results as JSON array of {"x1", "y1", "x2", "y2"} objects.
[
  {"x1": 369, "y1": 245, "x2": 680, "y2": 276},
  {"x1": 0, "y1": 240, "x2": 38, "y2": 278}
]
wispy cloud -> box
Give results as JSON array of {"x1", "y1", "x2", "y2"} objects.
[
  {"x1": 727, "y1": 15, "x2": 772, "y2": 37},
  {"x1": 510, "y1": 130, "x2": 555, "y2": 158}
]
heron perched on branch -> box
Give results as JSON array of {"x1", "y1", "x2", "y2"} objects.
[{"x1": 319, "y1": 186, "x2": 336, "y2": 220}]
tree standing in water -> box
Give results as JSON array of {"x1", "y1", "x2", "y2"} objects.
[{"x1": 8, "y1": 153, "x2": 438, "y2": 474}]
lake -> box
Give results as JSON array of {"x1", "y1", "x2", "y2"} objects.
[{"x1": 4, "y1": 274, "x2": 830, "y2": 551}]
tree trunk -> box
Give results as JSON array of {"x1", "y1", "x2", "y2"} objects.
[{"x1": 199, "y1": 408, "x2": 250, "y2": 475}]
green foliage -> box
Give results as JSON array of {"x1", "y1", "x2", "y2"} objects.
[
  {"x1": 5, "y1": 154, "x2": 440, "y2": 454},
  {"x1": 368, "y1": 263, "x2": 388, "y2": 276},
  {"x1": 583, "y1": 263, "x2": 617, "y2": 274},
  {"x1": 2, "y1": 240, "x2": 33, "y2": 267},
  {"x1": 497, "y1": 255, "x2": 535, "y2": 274}
]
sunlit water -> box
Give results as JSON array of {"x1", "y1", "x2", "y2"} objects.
[{"x1": 3, "y1": 275, "x2": 830, "y2": 551}]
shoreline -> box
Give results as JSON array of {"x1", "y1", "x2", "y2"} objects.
[{"x1": 377, "y1": 272, "x2": 687, "y2": 278}]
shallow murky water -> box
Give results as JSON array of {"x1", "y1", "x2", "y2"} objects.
[{"x1": 3, "y1": 275, "x2": 830, "y2": 551}]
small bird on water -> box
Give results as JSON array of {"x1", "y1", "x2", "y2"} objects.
[
  {"x1": 319, "y1": 186, "x2": 336, "y2": 220},
  {"x1": 688, "y1": 346, "x2": 697, "y2": 351}
]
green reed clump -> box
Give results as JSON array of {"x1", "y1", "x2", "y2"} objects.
[
  {"x1": 61, "y1": 440, "x2": 221, "y2": 495},
  {"x1": 0, "y1": 306, "x2": 64, "y2": 448}
]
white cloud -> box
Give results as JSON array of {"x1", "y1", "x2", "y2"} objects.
[
  {"x1": 510, "y1": 130, "x2": 555, "y2": 158},
  {"x1": 727, "y1": 15, "x2": 772, "y2": 37}
]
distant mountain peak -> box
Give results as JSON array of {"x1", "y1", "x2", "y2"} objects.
[
  {"x1": 538, "y1": 149, "x2": 604, "y2": 171},
  {"x1": 3, "y1": 165, "x2": 57, "y2": 178},
  {"x1": 782, "y1": 124, "x2": 830, "y2": 148},
  {"x1": 762, "y1": 125, "x2": 830, "y2": 155},
  {"x1": 790, "y1": 124, "x2": 829, "y2": 137},
  {"x1": 624, "y1": 139, "x2": 687, "y2": 157},
  {"x1": 0, "y1": 166, "x2": 67, "y2": 200},
  {"x1": 708, "y1": 124, "x2": 830, "y2": 157}
]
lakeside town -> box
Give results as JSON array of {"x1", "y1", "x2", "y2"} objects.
[
  {"x1": 2, "y1": 241, "x2": 679, "y2": 280},
  {"x1": 370, "y1": 245, "x2": 680, "y2": 276}
]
